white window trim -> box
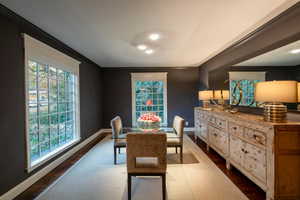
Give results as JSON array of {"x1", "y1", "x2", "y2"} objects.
[
  {"x1": 131, "y1": 72, "x2": 168, "y2": 127},
  {"x1": 24, "y1": 34, "x2": 81, "y2": 172}
]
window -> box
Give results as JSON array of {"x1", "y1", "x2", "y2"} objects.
[
  {"x1": 24, "y1": 34, "x2": 80, "y2": 171},
  {"x1": 131, "y1": 73, "x2": 167, "y2": 127}
]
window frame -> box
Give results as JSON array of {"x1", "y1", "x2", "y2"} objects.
[
  {"x1": 24, "y1": 34, "x2": 81, "y2": 172},
  {"x1": 131, "y1": 72, "x2": 168, "y2": 127}
]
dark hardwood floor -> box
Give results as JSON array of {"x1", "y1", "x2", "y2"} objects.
[
  {"x1": 14, "y1": 132, "x2": 109, "y2": 200},
  {"x1": 187, "y1": 133, "x2": 266, "y2": 200},
  {"x1": 14, "y1": 132, "x2": 265, "y2": 200}
]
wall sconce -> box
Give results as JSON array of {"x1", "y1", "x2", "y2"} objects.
[
  {"x1": 255, "y1": 80, "x2": 298, "y2": 122},
  {"x1": 198, "y1": 90, "x2": 214, "y2": 109}
]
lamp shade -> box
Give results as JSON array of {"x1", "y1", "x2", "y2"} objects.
[
  {"x1": 214, "y1": 90, "x2": 229, "y2": 100},
  {"x1": 255, "y1": 81, "x2": 298, "y2": 103},
  {"x1": 214, "y1": 90, "x2": 222, "y2": 100},
  {"x1": 222, "y1": 90, "x2": 229, "y2": 100},
  {"x1": 198, "y1": 90, "x2": 213, "y2": 100}
]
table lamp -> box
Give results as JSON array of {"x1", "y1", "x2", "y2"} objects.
[
  {"x1": 214, "y1": 90, "x2": 229, "y2": 105},
  {"x1": 255, "y1": 80, "x2": 298, "y2": 122},
  {"x1": 198, "y1": 90, "x2": 214, "y2": 109}
]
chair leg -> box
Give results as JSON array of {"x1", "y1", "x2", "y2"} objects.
[
  {"x1": 118, "y1": 147, "x2": 121, "y2": 154},
  {"x1": 128, "y1": 174, "x2": 132, "y2": 200},
  {"x1": 175, "y1": 147, "x2": 178, "y2": 154},
  {"x1": 162, "y1": 173, "x2": 166, "y2": 200},
  {"x1": 180, "y1": 146, "x2": 183, "y2": 163},
  {"x1": 114, "y1": 147, "x2": 117, "y2": 165}
]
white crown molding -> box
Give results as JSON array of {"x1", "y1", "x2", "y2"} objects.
[{"x1": 0, "y1": 129, "x2": 110, "y2": 200}]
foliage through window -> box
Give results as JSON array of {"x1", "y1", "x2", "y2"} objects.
[
  {"x1": 135, "y1": 81, "x2": 165, "y2": 122},
  {"x1": 131, "y1": 73, "x2": 167, "y2": 127},
  {"x1": 27, "y1": 60, "x2": 78, "y2": 166}
]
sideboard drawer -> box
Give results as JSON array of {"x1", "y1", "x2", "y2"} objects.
[
  {"x1": 216, "y1": 117, "x2": 227, "y2": 130},
  {"x1": 244, "y1": 128, "x2": 266, "y2": 147},
  {"x1": 229, "y1": 122, "x2": 244, "y2": 138},
  {"x1": 208, "y1": 116, "x2": 216, "y2": 124}
]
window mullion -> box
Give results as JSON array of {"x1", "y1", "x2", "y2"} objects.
[
  {"x1": 36, "y1": 64, "x2": 41, "y2": 157},
  {"x1": 57, "y1": 73, "x2": 60, "y2": 145},
  {"x1": 47, "y1": 66, "x2": 51, "y2": 151},
  {"x1": 64, "y1": 74, "x2": 67, "y2": 142}
]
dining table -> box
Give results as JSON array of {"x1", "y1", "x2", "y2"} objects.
[{"x1": 117, "y1": 127, "x2": 179, "y2": 139}]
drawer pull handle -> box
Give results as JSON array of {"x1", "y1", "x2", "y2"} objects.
[
  {"x1": 233, "y1": 127, "x2": 237, "y2": 130},
  {"x1": 253, "y1": 135, "x2": 263, "y2": 144},
  {"x1": 241, "y1": 149, "x2": 249, "y2": 154}
]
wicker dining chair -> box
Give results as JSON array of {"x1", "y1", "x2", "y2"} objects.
[
  {"x1": 127, "y1": 133, "x2": 167, "y2": 200},
  {"x1": 110, "y1": 116, "x2": 126, "y2": 164},
  {"x1": 167, "y1": 115, "x2": 185, "y2": 163}
]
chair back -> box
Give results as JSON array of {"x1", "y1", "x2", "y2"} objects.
[
  {"x1": 173, "y1": 115, "x2": 185, "y2": 138},
  {"x1": 110, "y1": 116, "x2": 123, "y2": 139},
  {"x1": 126, "y1": 133, "x2": 167, "y2": 173}
]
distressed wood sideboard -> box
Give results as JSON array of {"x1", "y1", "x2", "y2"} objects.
[{"x1": 194, "y1": 107, "x2": 300, "y2": 200}]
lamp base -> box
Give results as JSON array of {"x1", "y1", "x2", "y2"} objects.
[
  {"x1": 202, "y1": 100, "x2": 210, "y2": 108},
  {"x1": 263, "y1": 103, "x2": 287, "y2": 123},
  {"x1": 217, "y1": 99, "x2": 225, "y2": 105}
]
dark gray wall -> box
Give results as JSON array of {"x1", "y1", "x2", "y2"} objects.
[
  {"x1": 0, "y1": 6, "x2": 103, "y2": 196},
  {"x1": 102, "y1": 68, "x2": 199, "y2": 128}
]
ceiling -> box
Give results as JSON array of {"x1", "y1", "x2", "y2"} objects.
[
  {"x1": 235, "y1": 39, "x2": 300, "y2": 66},
  {"x1": 0, "y1": 0, "x2": 298, "y2": 67}
]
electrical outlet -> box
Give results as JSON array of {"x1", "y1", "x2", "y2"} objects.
[{"x1": 185, "y1": 121, "x2": 189, "y2": 126}]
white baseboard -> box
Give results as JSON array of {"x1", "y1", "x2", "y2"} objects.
[
  {"x1": 0, "y1": 129, "x2": 109, "y2": 200},
  {"x1": 184, "y1": 127, "x2": 195, "y2": 131},
  {"x1": 101, "y1": 128, "x2": 112, "y2": 133}
]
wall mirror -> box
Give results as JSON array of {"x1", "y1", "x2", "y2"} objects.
[{"x1": 209, "y1": 39, "x2": 300, "y2": 112}]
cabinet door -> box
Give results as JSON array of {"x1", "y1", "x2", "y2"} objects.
[
  {"x1": 200, "y1": 122, "x2": 208, "y2": 139},
  {"x1": 209, "y1": 126, "x2": 228, "y2": 155},
  {"x1": 194, "y1": 110, "x2": 201, "y2": 137},
  {"x1": 243, "y1": 143, "x2": 266, "y2": 182},
  {"x1": 208, "y1": 126, "x2": 218, "y2": 147},
  {"x1": 219, "y1": 130, "x2": 228, "y2": 155},
  {"x1": 230, "y1": 136, "x2": 244, "y2": 166}
]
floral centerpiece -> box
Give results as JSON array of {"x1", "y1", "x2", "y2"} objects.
[{"x1": 137, "y1": 112, "x2": 161, "y2": 131}]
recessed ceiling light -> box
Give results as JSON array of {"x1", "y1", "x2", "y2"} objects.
[
  {"x1": 149, "y1": 33, "x2": 160, "y2": 41},
  {"x1": 137, "y1": 44, "x2": 147, "y2": 50},
  {"x1": 145, "y1": 49, "x2": 154, "y2": 55},
  {"x1": 290, "y1": 49, "x2": 300, "y2": 54}
]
